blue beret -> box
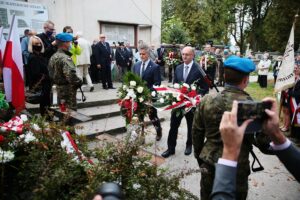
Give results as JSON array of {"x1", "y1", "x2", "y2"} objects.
[
  {"x1": 55, "y1": 33, "x2": 73, "y2": 42},
  {"x1": 224, "y1": 56, "x2": 255, "y2": 73}
]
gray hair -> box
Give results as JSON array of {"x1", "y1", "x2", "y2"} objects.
[{"x1": 138, "y1": 44, "x2": 150, "y2": 54}]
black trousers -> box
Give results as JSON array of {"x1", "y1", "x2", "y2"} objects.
[
  {"x1": 167, "y1": 110, "x2": 194, "y2": 151},
  {"x1": 140, "y1": 107, "x2": 161, "y2": 134},
  {"x1": 168, "y1": 65, "x2": 177, "y2": 82},
  {"x1": 101, "y1": 63, "x2": 113, "y2": 88},
  {"x1": 258, "y1": 75, "x2": 267, "y2": 88}
]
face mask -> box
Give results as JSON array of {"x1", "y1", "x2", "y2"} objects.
[
  {"x1": 46, "y1": 31, "x2": 53, "y2": 37},
  {"x1": 32, "y1": 45, "x2": 42, "y2": 52}
]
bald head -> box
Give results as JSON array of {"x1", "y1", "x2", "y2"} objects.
[{"x1": 181, "y1": 46, "x2": 194, "y2": 64}]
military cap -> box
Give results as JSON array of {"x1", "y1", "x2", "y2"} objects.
[
  {"x1": 224, "y1": 56, "x2": 255, "y2": 73},
  {"x1": 55, "y1": 33, "x2": 73, "y2": 42}
]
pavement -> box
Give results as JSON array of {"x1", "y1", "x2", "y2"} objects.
[{"x1": 26, "y1": 78, "x2": 300, "y2": 199}]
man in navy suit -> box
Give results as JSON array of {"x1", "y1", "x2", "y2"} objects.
[
  {"x1": 133, "y1": 44, "x2": 162, "y2": 141},
  {"x1": 94, "y1": 34, "x2": 114, "y2": 89},
  {"x1": 161, "y1": 46, "x2": 209, "y2": 158}
]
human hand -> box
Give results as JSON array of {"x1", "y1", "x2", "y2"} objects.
[
  {"x1": 51, "y1": 40, "x2": 56, "y2": 46},
  {"x1": 262, "y1": 97, "x2": 286, "y2": 145},
  {"x1": 219, "y1": 101, "x2": 253, "y2": 161},
  {"x1": 92, "y1": 194, "x2": 102, "y2": 200},
  {"x1": 97, "y1": 64, "x2": 101, "y2": 69}
]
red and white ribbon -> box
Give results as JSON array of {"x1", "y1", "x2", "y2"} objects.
[
  {"x1": 153, "y1": 86, "x2": 201, "y2": 113},
  {"x1": 0, "y1": 115, "x2": 27, "y2": 133}
]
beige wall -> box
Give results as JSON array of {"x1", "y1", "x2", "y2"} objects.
[{"x1": 28, "y1": 0, "x2": 161, "y2": 46}]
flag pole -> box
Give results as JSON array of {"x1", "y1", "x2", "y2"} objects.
[{"x1": 7, "y1": 14, "x2": 16, "y2": 41}]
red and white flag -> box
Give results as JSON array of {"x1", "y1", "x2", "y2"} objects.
[{"x1": 3, "y1": 15, "x2": 25, "y2": 112}]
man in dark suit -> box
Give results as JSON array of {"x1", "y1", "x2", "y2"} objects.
[
  {"x1": 211, "y1": 98, "x2": 300, "y2": 200},
  {"x1": 115, "y1": 42, "x2": 130, "y2": 77},
  {"x1": 161, "y1": 46, "x2": 209, "y2": 158},
  {"x1": 94, "y1": 34, "x2": 114, "y2": 89},
  {"x1": 133, "y1": 44, "x2": 162, "y2": 141},
  {"x1": 157, "y1": 44, "x2": 166, "y2": 79}
]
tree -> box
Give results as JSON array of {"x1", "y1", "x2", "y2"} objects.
[
  {"x1": 262, "y1": 0, "x2": 300, "y2": 52},
  {"x1": 162, "y1": 17, "x2": 189, "y2": 44}
]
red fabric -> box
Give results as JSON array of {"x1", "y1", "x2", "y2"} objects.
[{"x1": 3, "y1": 41, "x2": 25, "y2": 113}]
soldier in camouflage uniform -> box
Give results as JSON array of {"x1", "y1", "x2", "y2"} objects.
[
  {"x1": 48, "y1": 33, "x2": 82, "y2": 111},
  {"x1": 192, "y1": 56, "x2": 273, "y2": 200}
]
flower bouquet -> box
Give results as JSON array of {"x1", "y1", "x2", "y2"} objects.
[
  {"x1": 151, "y1": 83, "x2": 201, "y2": 116},
  {"x1": 118, "y1": 72, "x2": 151, "y2": 125},
  {"x1": 165, "y1": 52, "x2": 180, "y2": 67},
  {"x1": 199, "y1": 54, "x2": 217, "y2": 70},
  {"x1": 0, "y1": 92, "x2": 11, "y2": 121}
]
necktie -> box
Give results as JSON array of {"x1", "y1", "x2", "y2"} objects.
[
  {"x1": 184, "y1": 65, "x2": 189, "y2": 81},
  {"x1": 141, "y1": 62, "x2": 145, "y2": 77}
]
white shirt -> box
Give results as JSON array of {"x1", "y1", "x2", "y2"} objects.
[
  {"x1": 140, "y1": 59, "x2": 150, "y2": 76},
  {"x1": 257, "y1": 59, "x2": 271, "y2": 75},
  {"x1": 183, "y1": 60, "x2": 194, "y2": 80}
]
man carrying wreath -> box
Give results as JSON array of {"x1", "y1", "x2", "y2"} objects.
[{"x1": 133, "y1": 44, "x2": 162, "y2": 141}]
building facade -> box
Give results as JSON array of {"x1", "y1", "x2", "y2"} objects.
[{"x1": 27, "y1": 0, "x2": 162, "y2": 47}]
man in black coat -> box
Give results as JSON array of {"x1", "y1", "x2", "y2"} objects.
[
  {"x1": 94, "y1": 34, "x2": 114, "y2": 89},
  {"x1": 161, "y1": 46, "x2": 209, "y2": 158},
  {"x1": 36, "y1": 20, "x2": 57, "y2": 63},
  {"x1": 115, "y1": 42, "x2": 130, "y2": 77},
  {"x1": 133, "y1": 44, "x2": 162, "y2": 141},
  {"x1": 157, "y1": 44, "x2": 166, "y2": 79}
]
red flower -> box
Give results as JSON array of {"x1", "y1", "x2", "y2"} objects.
[
  {"x1": 188, "y1": 90, "x2": 197, "y2": 98},
  {"x1": 180, "y1": 86, "x2": 188, "y2": 94},
  {"x1": 0, "y1": 135, "x2": 4, "y2": 142}
]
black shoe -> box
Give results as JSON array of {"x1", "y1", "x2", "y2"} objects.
[
  {"x1": 156, "y1": 127, "x2": 162, "y2": 141},
  {"x1": 161, "y1": 149, "x2": 175, "y2": 158},
  {"x1": 108, "y1": 87, "x2": 116, "y2": 89},
  {"x1": 103, "y1": 86, "x2": 108, "y2": 90},
  {"x1": 90, "y1": 86, "x2": 94, "y2": 92},
  {"x1": 184, "y1": 146, "x2": 192, "y2": 156}
]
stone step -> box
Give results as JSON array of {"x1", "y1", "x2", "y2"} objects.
[
  {"x1": 77, "y1": 104, "x2": 120, "y2": 120},
  {"x1": 75, "y1": 115, "x2": 165, "y2": 139},
  {"x1": 26, "y1": 98, "x2": 119, "y2": 114}
]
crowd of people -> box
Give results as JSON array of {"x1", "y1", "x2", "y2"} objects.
[{"x1": 14, "y1": 19, "x2": 300, "y2": 200}]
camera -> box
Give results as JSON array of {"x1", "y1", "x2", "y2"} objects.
[{"x1": 237, "y1": 100, "x2": 272, "y2": 133}]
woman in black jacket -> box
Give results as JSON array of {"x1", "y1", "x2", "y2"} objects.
[{"x1": 27, "y1": 36, "x2": 52, "y2": 116}]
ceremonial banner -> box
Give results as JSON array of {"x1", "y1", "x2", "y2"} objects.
[
  {"x1": 3, "y1": 15, "x2": 25, "y2": 112},
  {"x1": 274, "y1": 24, "x2": 295, "y2": 92}
]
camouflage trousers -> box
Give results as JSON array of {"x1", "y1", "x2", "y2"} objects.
[
  {"x1": 57, "y1": 85, "x2": 78, "y2": 111},
  {"x1": 200, "y1": 163, "x2": 248, "y2": 200}
]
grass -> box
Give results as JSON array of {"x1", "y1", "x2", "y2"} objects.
[{"x1": 245, "y1": 80, "x2": 277, "y2": 100}]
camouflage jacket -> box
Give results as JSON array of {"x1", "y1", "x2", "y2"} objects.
[
  {"x1": 48, "y1": 49, "x2": 82, "y2": 87},
  {"x1": 192, "y1": 85, "x2": 272, "y2": 172}
]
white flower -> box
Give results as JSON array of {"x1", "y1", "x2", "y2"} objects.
[
  {"x1": 182, "y1": 83, "x2": 190, "y2": 88},
  {"x1": 176, "y1": 96, "x2": 181, "y2": 101},
  {"x1": 20, "y1": 114, "x2": 28, "y2": 122},
  {"x1": 125, "y1": 96, "x2": 130, "y2": 100},
  {"x1": 139, "y1": 97, "x2": 144, "y2": 102},
  {"x1": 32, "y1": 123, "x2": 41, "y2": 131},
  {"x1": 23, "y1": 131, "x2": 37, "y2": 143},
  {"x1": 137, "y1": 87, "x2": 144, "y2": 93},
  {"x1": 151, "y1": 91, "x2": 156, "y2": 97},
  {"x1": 127, "y1": 89, "x2": 136, "y2": 99},
  {"x1": 172, "y1": 93, "x2": 177, "y2": 98},
  {"x1": 130, "y1": 81, "x2": 136, "y2": 87},
  {"x1": 0, "y1": 148, "x2": 15, "y2": 163},
  {"x1": 159, "y1": 98, "x2": 165, "y2": 103},
  {"x1": 191, "y1": 85, "x2": 197, "y2": 90},
  {"x1": 160, "y1": 91, "x2": 166, "y2": 96},
  {"x1": 165, "y1": 95, "x2": 169, "y2": 99},
  {"x1": 123, "y1": 85, "x2": 128, "y2": 90},
  {"x1": 118, "y1": 92, "x2": 123, "y2": 98},
  {"x1": 174, "y1": 83, "x2": 180, "y2": 89},
  {"x1": 172, "y1": 102, "x2": 176, "y2": 105}
]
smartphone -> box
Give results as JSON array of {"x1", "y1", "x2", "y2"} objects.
[{"x1": 237, "y1": 100, "x2": 272, "y2": 133}]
